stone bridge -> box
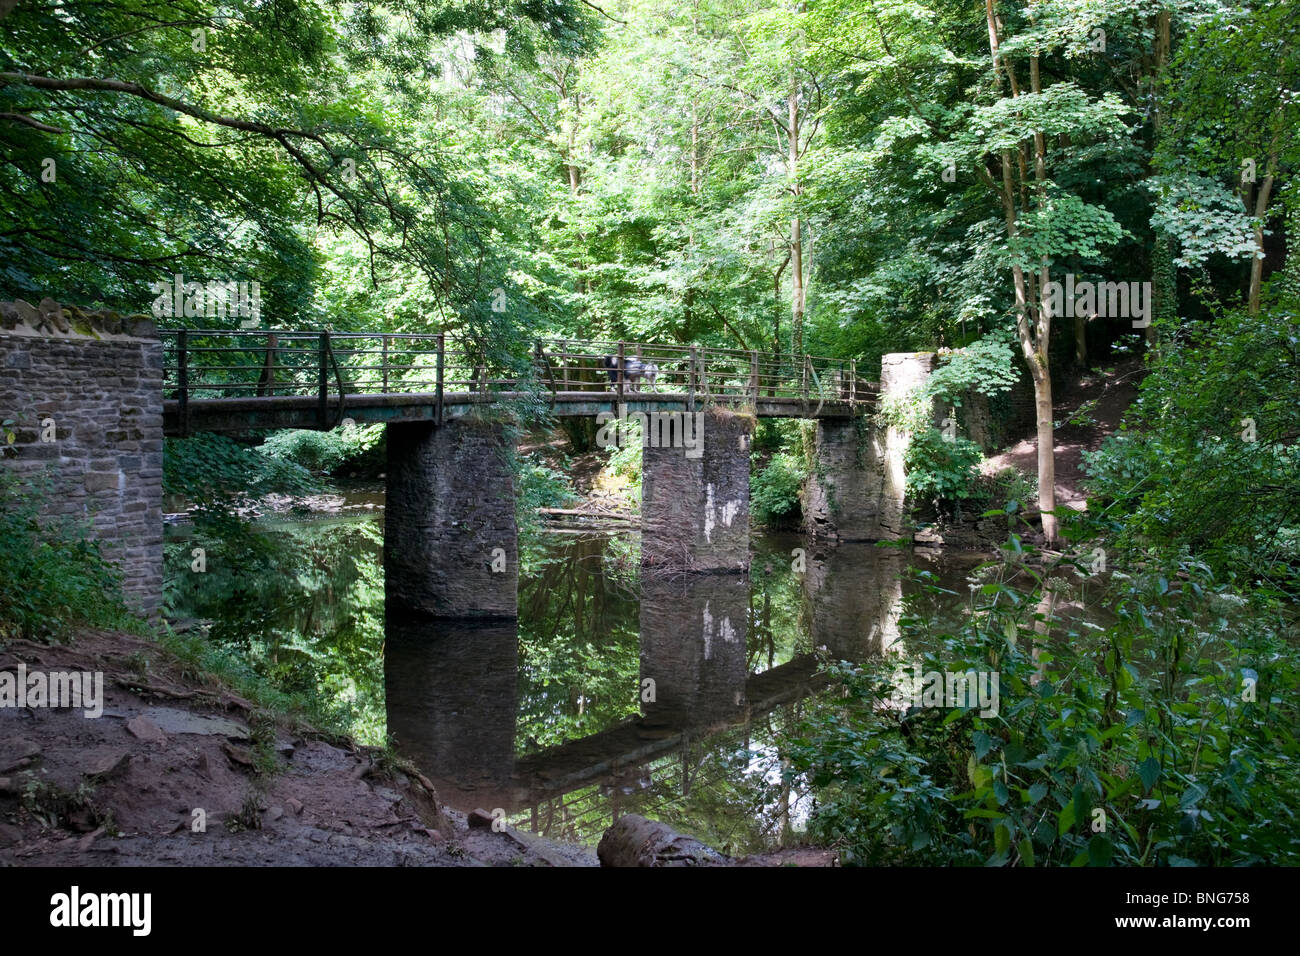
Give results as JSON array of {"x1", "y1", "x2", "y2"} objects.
[{"x1": 0, "y1": 299, "x2": 936, "y2": 620}]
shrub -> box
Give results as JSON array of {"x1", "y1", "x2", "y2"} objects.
[
  {"x1": 752, "y1": 452, "x2": 807, "y2": 527},
  {"x1": 788, "y1": 552, "x2": 1300, "y2": 866},
  {"x1": 259, "y1": 422, "x2": 384, "y2": 475},
  {"x1": 0, "y1": 471, "x2": 141, "y2": 642}
]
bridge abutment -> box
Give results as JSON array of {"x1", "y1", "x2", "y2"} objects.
[
  {"x1": 804, "y1": 351, "x2": 935, "y2": 541},
  {"x1": 384, "y1": 416, "x2": 518, "y2": 618},
  {"x1": 0, "y1": 300, "x2": 164, "y2": 617},
  {"x1": 640, "y1": 406, "x2": 754, "y2": 573}
]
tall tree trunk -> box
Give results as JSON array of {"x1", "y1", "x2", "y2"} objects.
[
  {"x1": 988, "y1": 0, "x2": 1058, "y2": 545},
  {"x1": 788, "y1": 82, "x2": 804, "y2": 357},
  {"x1": 1147, "y1": 9, "x2": 1174, "y2": 346}
]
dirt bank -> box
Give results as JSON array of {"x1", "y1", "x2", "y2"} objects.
[
  {"x1": 0, "y1": 629, "x2": 597, "y2": 866},
  {"x1": 1, "y1": 629, "x2": 834, "y2": 866}
]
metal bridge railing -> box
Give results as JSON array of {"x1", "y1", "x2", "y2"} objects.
[{"x1": 161, "y1": 330, "x2": 878, "y2": 427}]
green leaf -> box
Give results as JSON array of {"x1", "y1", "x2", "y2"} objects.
[
  {"x1": 1058, "y1": 800, "x2": 1077, "y2": 836},
  {"x1": 1088, "y1": 834, "x2": 1113, "y2": 866},
  {"x1": 1138, "y1": 757, "x2": 1161, "y2": 793},
  {"x1": 1018, "y1": 838, "x2": 1035, "y2": 867}
]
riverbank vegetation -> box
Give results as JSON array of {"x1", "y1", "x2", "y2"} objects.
[{"x1": 2, "y1": 0, "x2": 1297, "y2": 864}]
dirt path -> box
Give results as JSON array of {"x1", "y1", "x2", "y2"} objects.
[{"x1": 980, "y1": 358, "x2": 1144, "y2": 510}]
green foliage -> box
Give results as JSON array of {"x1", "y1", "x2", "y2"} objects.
[
  {"x1": 751, "y1": 452, "x2": 807, "y2": 528},
  {"x1": 0, "y1": 472, "x2": 142, "y2": 642},
  {"x1": 1083, "y1": 300, "x2": 1300, "y2": 589},
  {"x1": 165, "y1": 517, "x2": 387, "y2": 743},
  {"x1": 165, "y1": 433, "x2": 320, "y2": 520},
  {"x1": 878, "y1": 333, "x2": 1018, "y2": 510},
  {"x1": 789, "y1": 554, "x2": 1300, "y2": 866},
  {"x1": 258, "y1": 423, "x2": 384, "y2": 476},
  {"x1": 516, "y1": 457, "x2": 579, "y2": 545},
  {"x1": 601, "y1": 419, "x2": 644, "y2": 503},
  {"x1": 903, "y1": 429, "x2": 986, "y2": 511},
  {"x1": 924, "y1": 332, "x2": 1021, "y2": 407}
]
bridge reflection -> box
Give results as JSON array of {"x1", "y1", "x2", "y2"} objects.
[{"x1": 384, "y1": 541, "x2": 904, "y2": 846}]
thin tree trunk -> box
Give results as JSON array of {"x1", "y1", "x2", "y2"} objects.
[
  {"x1": 788, "y1": 82, "x2": 804, "y2": 357},
  {"x1": 1247, "y1": 151, "x2": 1277, "y2": 314}
]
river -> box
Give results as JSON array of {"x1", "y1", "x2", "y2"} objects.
[{"x1": 163, "y1": 483, "x2": 1104, "y2": 855}]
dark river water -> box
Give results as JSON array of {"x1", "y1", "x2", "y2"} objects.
[{"x1": 163, "y1": 486, "x2": 1103, "y2": 854}]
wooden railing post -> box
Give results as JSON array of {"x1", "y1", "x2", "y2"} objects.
[
  {"x1": 318, "y1": 331, "x2": 330, "y2": 427},
  {"x1": 801, "y1": 355, "x2": 809, "y2": 408},
  {"x1": 688, "y1": 346, "x2": 697, "y2": 412},
  {"x1": 177, "y1": 330, "x2": 189, "y2": 437},
  {"x1": 750, "y1": 350, "x2": 759, "y2": 405},
  {"x1": 435, "y1": 332, "x2": 445, "y2": 426},
  {"x1": 850, "y1": 358, "x2": 856, "y2": 406},
  {"x1": 381, "y1": 336, "x2": 389, "y2": 393},
  {"x1": 616, "y1": 340, "x2": 625, "y2": 404}
]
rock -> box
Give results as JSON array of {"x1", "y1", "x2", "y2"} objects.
[
  {"x1": 221, "y1": 742, "x2": 255, "y2": 769},
  {"x1": 12, "y1": 299, "x2": 39, "y2": 329},
  {"x1": 67, "y1": 808, "x2": 97, "y2": 833},
  {"x1": 285, "y1": 797, "x2": 303, "y2": 815},
  {"x1": 0, "y1": 737, "x2": 42, "y2": 773},
  {"x1": 467, "y1": 808, "x2": 496, "y2": 830},
  {"x1": 0, "y1": 302, "x2": 18, "y2": 329},
  {"x1": 425, "y1": 829, "x2": 442, "y2": 841},
  {"x1": 138, "y1": 706, "x2": 249, "y2": 740},
  {"x1": 126, "y1": 315, "x2": 157, "y2": 338},
  {"x1": 0, "y1": 777, "x2": 14, "y2": 795},
  {"x1": 84, "y1": 751, "x2": 131, "y2": 779},
  {"x1": 266, "y1": 806, "x2": 283, "y2": 821},
  {"x1": 78, "y1": 826, "x2": 105, "y2": 851},
  {"x1": 37, "y1": 297, "x2": 69, "y2": 333},
  {"x1": 0, "y1": 823, "x2": 24, "y2": 846},
  {"x1": 125, "y1": 715, "x2": 167, "y2": 744},
  {"x1": 597, "y1": 814, "x2": 727, "y2": 867}
]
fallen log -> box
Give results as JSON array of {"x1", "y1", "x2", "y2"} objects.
[
  {"x1": 597, "y1": 814, "x2": 727, "y2": 867},
  {"x1": 538, "y1": 507, "x2": 637, "y2": 521}
]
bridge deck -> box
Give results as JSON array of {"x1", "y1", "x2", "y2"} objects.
[
  {"x1": 163, "y1": 388, "x2": 865, "y2": 434},
  {"x1": 161, "y1": 329, "x2": 876, "y2": 435}
]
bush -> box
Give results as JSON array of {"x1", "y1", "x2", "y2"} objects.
[
  {"x1": 259, "y1": 422, "x2": 384, "y2": 475},
  {"x1": 788, "y1": 553, "x2": 1300, "y2": 866},
  {"x1": 751, "y1": 452, "x2": 807, "y2": 527},
  {"x1": 0, "y1": 472, "x2": 142, "y2": 642},
  {"x1": 903, "y1": 428, "x2": 985, "y2": 513},
  {"x1": 1082, "y1": 301, "x2": 1300, "y2": 590}
]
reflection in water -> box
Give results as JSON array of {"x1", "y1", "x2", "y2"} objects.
[
  {"x1": 385, "y1": 615, "x2": 519, "y2": 809},
  {"x1": 803, "y1": 542, "x2": 904, "y2": 660},
  {"x1": 166, "y1": 496, "x2": 1043, "y2": 853},
  {"x1": 382, "y1": 534, "x2": 916, "y2": 852},
  {"x1": 640, "y1": 572, "x2": 749, "y2": 731}
]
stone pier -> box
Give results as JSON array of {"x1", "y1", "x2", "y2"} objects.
[
  {"x1": 804, "y1": 351, "x2": 935, "y2": 541},
  {"x1": 638, "y1": 572, "x2": 749, "y2": 731},
  {"x1": 384, "y1": 416, "x2": 518, "y2": 618},
  {"x1": 0, "y1": 299, "x2": 164, "y2": 616},
  {"x1": 640, "y1": 406, "x2": 755, "y2": 572}
]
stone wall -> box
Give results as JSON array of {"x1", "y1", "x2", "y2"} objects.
[
  {"x1": 384, "y1": 416, "x2": 519, "y2": 618},
  {"x1": 0, "y1": 298, "x2": 164, "y2": 616},
  {"x1": 804, "y1": 351, "x2": 936, "y2": 541},
  {"x1": 641, "y1": 406, "x2": 755, "y2": 572}
]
